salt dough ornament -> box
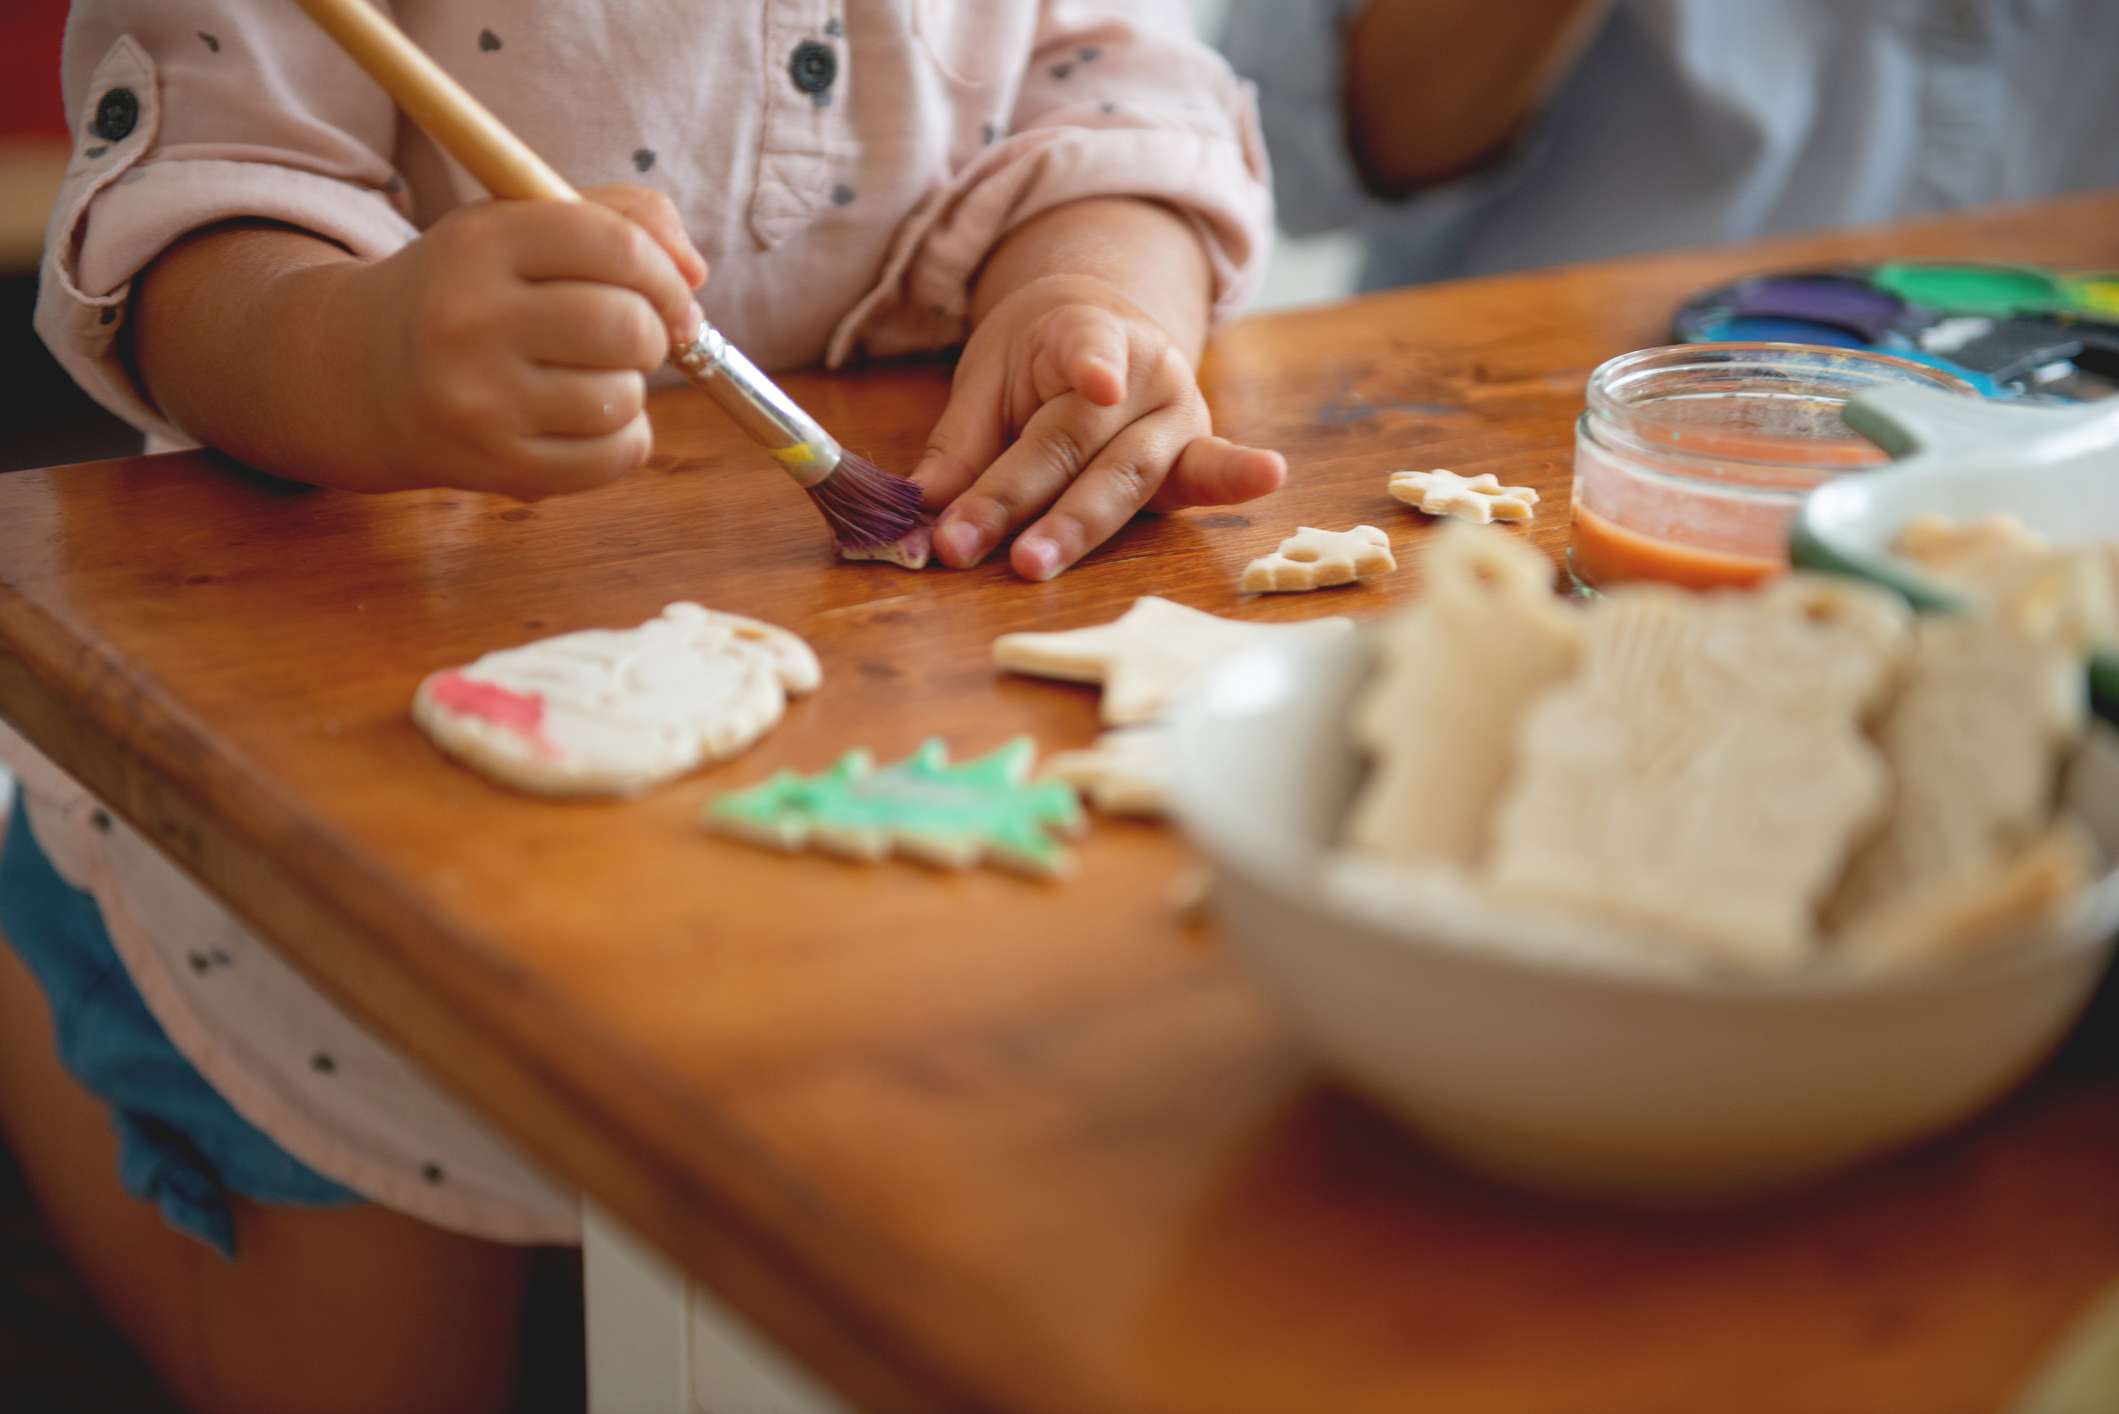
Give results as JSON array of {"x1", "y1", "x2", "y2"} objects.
[
  {"x1": 1484, "y1": 576, "x2": 1909, "y2": 971},
  {"x1": 1388, "y1": 468, "x2": 1538, "y2": 525},
  {"x1": 1825, "y1": 615, "x2": 2085, "y2": 948},
  {"x1": 1241, "y1": 525, "x2": 1395, "y2": 593},
  {"x1": 1345, "y1": 527, "x2": 1580, "y2": 870},
  {"x1": 840, "y1": 517, "x2": 936, "y2": 570},
  {"x1": 994, "y1": 596, "x2": 1354, "y2": 726},
  {"x1": 414, "y1": 603, "x2": 820, "y2": 798},
  {"x1": 705, "y1": 738, "x2": 1086, "y2": 876},
  {"x1": 1041, "y1": 725, "x2": 1173, "y2": 816},
  {"x1": 1895, "y1": 512, "x2": 2119, "y2": 650}
]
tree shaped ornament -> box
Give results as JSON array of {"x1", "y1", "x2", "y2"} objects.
[{"x1": 705, "y1": 738, "x2": 1087, "y2": 877}]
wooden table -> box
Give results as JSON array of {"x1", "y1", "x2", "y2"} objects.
[{"x1": 5, "y1": 192, "x2": 2119, "y2": 1414}]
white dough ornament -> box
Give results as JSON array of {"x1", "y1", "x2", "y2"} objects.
[
  {"x1": 993, "y1": 596, "x2": 1353, "y2": 726},
  {"x1": 1242, "y1": 525, "x2": 1395, "y2": 593},
  {"x1": 1388, "y1": 468, "x2": 1538, "y2": 525},
  {"x1": 414, "y1": 603, "x2": 820, "y2": 797},
  {"x1": 1041, "y1": 725, "x2": 1174, "y2": 816}
]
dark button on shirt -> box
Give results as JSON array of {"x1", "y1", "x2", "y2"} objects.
[
  {"x1": 93, "y1": 87, "x2": 139, "y2": 142},
  {"x1": 788, "y1": 41, "x2": 837, "y2": 96}
]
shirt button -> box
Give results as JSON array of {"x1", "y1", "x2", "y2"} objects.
[
  {"x1": 92, "y1": 87, "x2": 139, "y2": 142},
  {"x1": 788, "y1": 41, "x2": 837, "y2": 96}
]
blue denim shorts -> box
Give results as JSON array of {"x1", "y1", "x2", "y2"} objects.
[{"x1": 0, "y1": 795, "x2": 358, "y2": 1258}]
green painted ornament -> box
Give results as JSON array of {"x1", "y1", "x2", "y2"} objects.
[{"x1": 705, "y1": 737, "x2": 1087, "y2": 877}]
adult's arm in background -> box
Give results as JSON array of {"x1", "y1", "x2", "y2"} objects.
[
  {"x1": 1340, "y1": 0, "x2": 1611, "y2": 193},
  {"x1": 1220, "y1": 0, "x2": 1610, "y2": 236}
]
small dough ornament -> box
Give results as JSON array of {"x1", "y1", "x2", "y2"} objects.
[
  {"x1": 840, "y1": 517, "x2": 936, "y2": 570},
  {"x1": 705, "y1": 738, "x2": 1086, "y2": 877},
  {"x1": 414, "y1": 603, "x2": 820, "y2": 797},
  {"x1": 1388, "y1": 468, "x2": 1539, "y2": 525},
  {"x1": 994, "y1": 596, "x2": 1353, "y2": 726},
  {"x1": 1041, "y1": 725, "x2": 1173, "y2": 816},
  {"x1": 1242, "y1": 525, "x2": 1395, "y2": 593}
]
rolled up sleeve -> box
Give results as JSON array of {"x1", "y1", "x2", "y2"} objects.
[
  {"x1": 829, "y1": 0, "x2": 1274, "y2": 365},
  {"x1": 34, "y1": 6, "x2": 418, "y2": 441}
]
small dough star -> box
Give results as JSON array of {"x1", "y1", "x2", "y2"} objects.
[
  {"x1": 1242, "y1": 525, "x2": 1395, "y2": 593},
  {"x1": 1388, "y1": 468, "x2": 1539, "y2": 525},
  {"x1": 993, "y1": 596, "x2": 1353, "y2": 726}
]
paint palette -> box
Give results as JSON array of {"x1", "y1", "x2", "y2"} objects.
[{"x1": 1673, "y1": 263, "x2": 2119, "y2": 401}]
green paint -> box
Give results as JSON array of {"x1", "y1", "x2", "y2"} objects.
[
  {"x1": 1873, "y1": 262, "x2": 2069, "y2": 318},
  {"x1": 705, "y1": 738, "x2": 1085, "y2": 876}
]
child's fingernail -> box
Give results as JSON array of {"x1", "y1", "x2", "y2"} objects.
[
  {"x1": 683, "y1": 302, "x2": 705, "y2": 334},
  {"x1": 1017, "y1": 535, "x2": 1062, "y2": 581},
  {"x1": 936, "y1": 519, "x2": 983, "y2": 566}
]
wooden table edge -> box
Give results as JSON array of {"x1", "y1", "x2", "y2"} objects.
[{"x1": 0, "y1": 586, "x2": 982, "y2": 1414}]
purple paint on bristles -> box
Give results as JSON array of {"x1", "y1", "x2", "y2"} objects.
[{"x1": 811, "y1": 452, "x2": 927, "y2": 551}]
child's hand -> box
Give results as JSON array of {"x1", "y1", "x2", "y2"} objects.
[
  {"x1": 338, "y1": 184, "x2": 707, "y2": 500},
  {"x1": 911, "y1": 274, "x2": 1287, "y2": 580}
]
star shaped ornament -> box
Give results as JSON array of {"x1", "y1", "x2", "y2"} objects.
[{"x1": 993, "y1": 596, "x2": 1353, "y2": 725}]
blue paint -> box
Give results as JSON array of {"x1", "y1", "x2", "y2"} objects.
[{"x1": 1697, "y1": 316, "x2": 1868, "y2": 348}]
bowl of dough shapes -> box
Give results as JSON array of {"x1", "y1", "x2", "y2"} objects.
[{"x1": 1167, "y1": 529, "x2": 2119, "y2": 1205}]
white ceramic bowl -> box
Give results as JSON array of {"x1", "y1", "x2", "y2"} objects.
[{"x1": 1168, "y1": 631, "x2": 2119, "y2": 1204}]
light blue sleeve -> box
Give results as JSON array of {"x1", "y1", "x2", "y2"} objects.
[{"x1": 1217, "y1": 0, "x2": 1375, "y2": 237}]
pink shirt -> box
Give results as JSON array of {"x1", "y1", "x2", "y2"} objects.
[
  {"x1": 21, "y1": 1, "x2": 1270, "y2": 1243},
  {"x1": 37, "y1": 0, "x2": 1272, "y2": 443}
]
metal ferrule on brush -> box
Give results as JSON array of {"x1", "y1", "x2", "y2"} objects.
[{"x1": 672, "y1": 320, "x2": 844, "y2": 488}]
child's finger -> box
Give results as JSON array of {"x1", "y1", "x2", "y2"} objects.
[
  {"x1": 1032, "y1": 306, "x2": 1129, "y2": 407},
  {"x1": 1148, "y1": 436, "x2": 1288, "y2": 511},
  {"x1": 910, "y1": 356, "x2": 1007, "y2": 508},
  {"x1": 509, "y1": 414, "x2": 655, "y2": 498},
  {"x1": 932, "y1": 397, "x2": 1138, "y2": 569},
  {"x1": 1009, "y1": 406, "x2": 1196, "y2": 580},
  {"x1": 502, "y1": 202, "x2": 703, "y2": 344},
  {"x1": 521, "y1": 367, "x2": 648, "y2": 439},
  {"x1": 579, "y1": 183, "x2": 711, "y2": 292},
  {"x1": 519, "y1": 284, "x2": 671, "y2": 373}
]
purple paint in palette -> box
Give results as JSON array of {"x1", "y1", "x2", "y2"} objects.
[{"x1": 1726, "y1": 277, "x2": 1907, "y2": 343}]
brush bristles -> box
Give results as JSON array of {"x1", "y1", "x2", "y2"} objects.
[{"x1": 810, "y1": 453, "x2": 928, "y2": 552}]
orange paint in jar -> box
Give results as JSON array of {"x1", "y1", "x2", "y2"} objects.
[{"x1": 1567, "y1": 344, "x2": 1972, "y2": 593}]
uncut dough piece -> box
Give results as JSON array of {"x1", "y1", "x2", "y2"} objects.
[
  {"x1": 1344, "y1": 527, "x2": 1580, "y2": 869},
  {"x1": 1837, "y1": 822, "x2": 2094, "y2": 974},
  {"x1": 994, "y1": 596, "x2": 1354, "y2": 726},
  {"x1": 1826, "y1": 615, "x2": 2085, "y2": 939},
  {"x1": 1387, "y1": 468, "x2": 1539, "y2": 525},
  {"x1": 1484, "y1": 576, "x2": 1909, "y2": 971},
  {"x1": 1242, "y1": 525, "x2": 1395, "y2": 593},
  {"x1": 414, "y1": 603, "x2": 821, "y2": 798},
  {"x1": 1041, "y1": 725, "x2": 1173, "y2": 816}
]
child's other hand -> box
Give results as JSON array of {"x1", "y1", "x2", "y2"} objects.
[
  {"x1": 910, "y1": 275, "x2": 1287, "y2": 580},
  {"x1": 340, "y1": 184, "x2": 707, "y2": 500}
]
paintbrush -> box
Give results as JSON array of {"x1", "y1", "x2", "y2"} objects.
[{"x1": 288, "y1": 0, "x2": 924, "y2": 551}]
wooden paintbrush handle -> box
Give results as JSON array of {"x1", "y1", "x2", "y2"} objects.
[{"x1": 289, "y1": 0, "x2": 580, "y2": 203}]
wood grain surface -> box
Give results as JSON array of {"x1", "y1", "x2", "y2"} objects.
[{"x1": 5, "y1": 193, "x2": 2119, "y2": 1414}]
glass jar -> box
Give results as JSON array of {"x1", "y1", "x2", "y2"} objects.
[{"x1": 1569, "y1": 344, "x2": 1975, "y2": 592}]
